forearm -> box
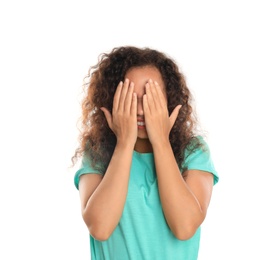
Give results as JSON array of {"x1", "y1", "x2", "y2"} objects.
[
  {"x1": 153, "y1": 141, "x2": 204, "y2": 240},
  {"x1": 83, "y1": 142, "x2": 134, "y2": 240}
]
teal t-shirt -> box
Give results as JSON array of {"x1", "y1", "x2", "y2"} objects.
[{"x1": 74, "y1": 139, "x2": 219, "y2": 260}]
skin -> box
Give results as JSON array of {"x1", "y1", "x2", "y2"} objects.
[{"x1": 78, "y1": 66, "x2": 214, "y2": 241}]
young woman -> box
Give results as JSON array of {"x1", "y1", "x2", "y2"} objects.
[{"x1": 72, "y1": 46, "x2": 219, "y2": 260}]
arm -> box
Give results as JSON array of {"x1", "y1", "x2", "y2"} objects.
[
  {"x1": 78, "y1": 79, "x2": 137, "y2": 241},
  {"x1": 143, "y1": 79, "x2": 214, "y2": 240},
  {"x1": 152, "y1": 141, "x2": 213, "y2": 240}
]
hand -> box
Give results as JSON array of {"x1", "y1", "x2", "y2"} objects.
[
  {"x1": 101, "y1": 79, "x2": 138, "y2": 147},
  {"x1": 143, "y1": 79, "x2": 182, "y2": 146}
]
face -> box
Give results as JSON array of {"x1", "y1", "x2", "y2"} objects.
[{"x1": 125, "y1": 66, "x2": 167, "y2": 139}]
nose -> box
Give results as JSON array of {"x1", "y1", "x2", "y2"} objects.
[{"x1": 137, "y1": 98, "x2": 144, "y2": 116}]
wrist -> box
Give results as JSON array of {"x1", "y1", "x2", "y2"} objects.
[
  {"x1": 151, "y1": 139, "x2": 172, "y2": 152},
  {"x1": 116, "y1": 139, "x2": 135, "y2": 151}
]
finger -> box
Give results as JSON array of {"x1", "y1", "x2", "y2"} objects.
[
  {"x1": 149, "y1": 79, "x2": 160, "y2": 109},
  {"x1": 100, "y1": 107, "x2": 113, "y2": 129},
  {"x1": 154, "y1": 81, "x2": 167, "y2": 108},
  {"x1": 143, "y1": 94, "x2": 150, "y2": 115},
  {"x1": 145, "y1": 82, "x2": 155, "y2": 112},
  {"x1": 118, "y1": 78, "x2": 129, "y2": 112},
  {"x1": 124, "y1": 81, "x2": 134, "y2": 113},
  {"x1": 113, "y1": 81, "x2": 123, "y2": 113},
  {"x1": 131, "y1": 92, "x2": 137, "y2": 117},
  {"x1": 169, "y1": 105, "x2": 182, "y2": 128}
]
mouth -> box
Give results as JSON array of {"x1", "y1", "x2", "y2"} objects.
[
  {"x1": 137, "y1": 121, "x2": 145, "y2": 126},
  {"x1": 137, "y1": 120, "x2": 146, "y2": 128}
]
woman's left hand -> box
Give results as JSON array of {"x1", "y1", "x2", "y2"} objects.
[{"x1": 143, "y1": 79, "x2": 182, "y2": 146}]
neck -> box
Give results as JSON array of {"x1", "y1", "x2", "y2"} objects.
[{"x1": 134, "y1": 138, "x2": 153, "y2": 153}]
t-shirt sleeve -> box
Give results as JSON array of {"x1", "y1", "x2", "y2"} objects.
[
  {"x1": 74, "y1": 154, "x2": 103, "y2": 190},
  {"x1": 182, "y1": 137, "x2": 219, "y2": 185}
]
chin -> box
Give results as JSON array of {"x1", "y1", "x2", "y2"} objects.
[{"x1": 137, "y1": 134, "x2": 149, "y2": 140}]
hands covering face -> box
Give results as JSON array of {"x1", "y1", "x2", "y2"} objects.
[
  {"x1": 101, "y1": 78, "x2": 182, "y2": 147},
  {"x1": 100, "y1": 79, "x2": 138, "y2": 146},
  {"x1": 143, "y1": 79, "x2": 182, "y2": 146}
]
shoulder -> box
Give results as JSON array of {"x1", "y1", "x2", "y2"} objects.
[
  {"x1": 182, "y1": 136, "x2": 219, "y2": 185},
  {"x1": 74, "y1": 152, "x2": 104, "y2": 190}
]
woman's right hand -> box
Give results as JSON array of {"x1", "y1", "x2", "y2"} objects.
[{"x1": 100, "y1": 78, "x2": 138, "y2": 147}]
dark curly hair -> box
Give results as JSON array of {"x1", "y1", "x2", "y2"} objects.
[{"x1": 72, "y1": 46, "x2": 203, "y2": 173}]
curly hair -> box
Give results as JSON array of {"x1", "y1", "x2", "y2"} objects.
[{"x1": 72, "y1": 46, "x2": 203, "y2": 173}]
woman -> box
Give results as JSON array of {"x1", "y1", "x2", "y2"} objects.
[{"x1": 72, "y1": 46, "x2": 219, "y2": 260}]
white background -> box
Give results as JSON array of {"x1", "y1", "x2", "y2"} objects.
[{"x1": 1, "y1": 0, "x2": 278, "y2": 259}]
